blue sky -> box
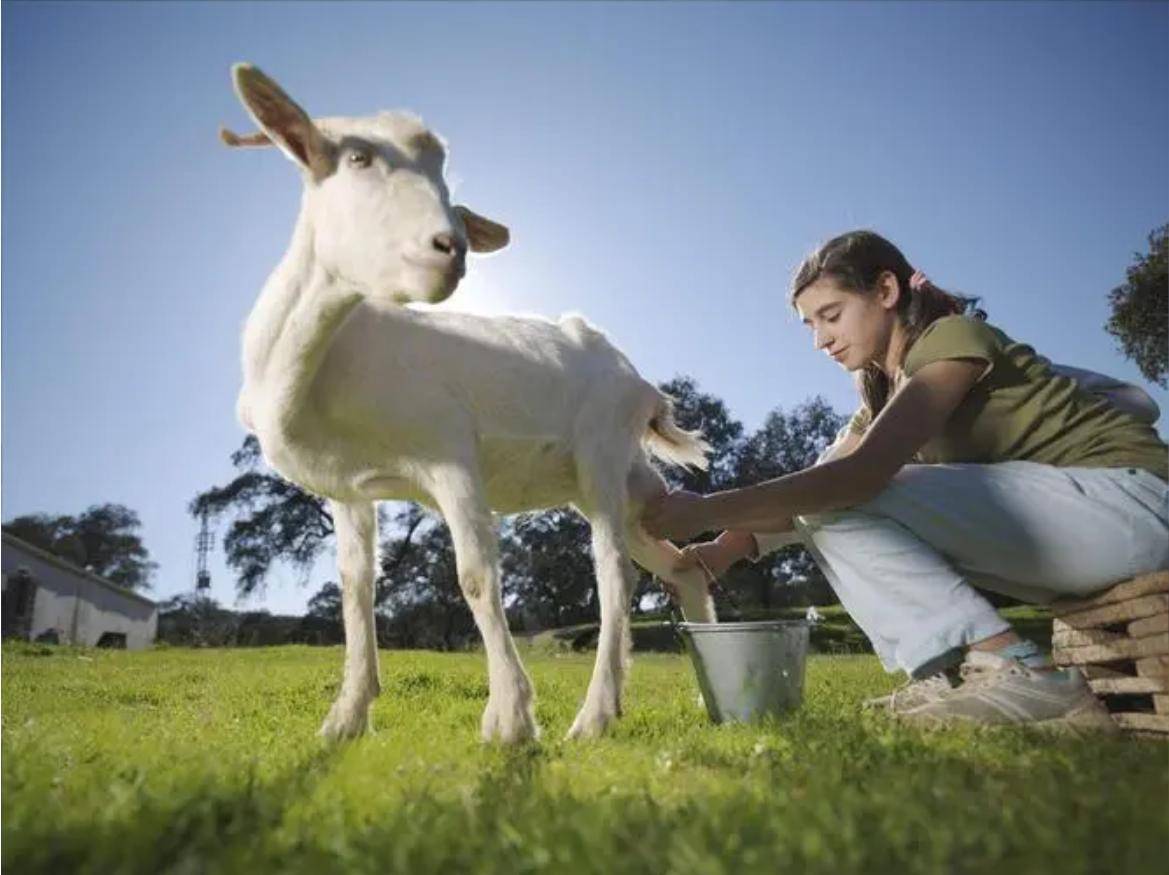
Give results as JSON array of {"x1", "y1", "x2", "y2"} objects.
[{"x1": 3, "y1": 1, "x2": 1166, "y2": 616}]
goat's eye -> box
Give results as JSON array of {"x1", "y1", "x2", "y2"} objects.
[{"x1": 347, "y1": 149, "x2": 372, "y2": 169}]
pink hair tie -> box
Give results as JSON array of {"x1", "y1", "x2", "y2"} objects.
[{"x1": 909, "y1": 270, "x2": 930, "y2": 292}]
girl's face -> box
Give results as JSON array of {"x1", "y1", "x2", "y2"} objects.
[{"x1": 795, "y1": 274, "x2": 901, "y2": 372}]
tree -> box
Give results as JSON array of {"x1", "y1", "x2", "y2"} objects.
[
  {"x1": 1106, "y1": 224, "x2": 1168, "y2": 387},
  {"x1": 156, "y1": 594, "x2": 238, "y2": 646},
  {"x1": 501, "y1": 510, "x2": 598, "y2": 628},
  {"x1": 305, "y1": 582, "x2": 342, "y2": 623},
  {"x1": 657, "y1": 376, "x2": 744, "y2": 494},
  {"x1": 719, "y1": 397, "x2": 846, "y2": 612},
  {"x1": 2, "y1": 513, "x2": 78, "y2": 561},
  {"x1": 733, "y1": 396, "x2": 843, "y2": 489},
  {"x1": 193, "y1": 436, "x2": 427, "y2": 600},
  {"x1": 2, "y1": 504, "x2": 157, "y2": 590},
  {"x1": 190, "y1": 436, "x2": 335, "y2": 598},
  {"x1": 377, "y1": 511, "x2": 477, "y2": 650}
]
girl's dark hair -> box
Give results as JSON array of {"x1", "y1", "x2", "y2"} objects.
[{"x1": 790, "y1": 230, "x2": 986, "y2": 420}]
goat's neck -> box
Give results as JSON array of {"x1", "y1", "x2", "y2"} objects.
[{"x1": 242, "y1": 204, "x2": 364, "y2": 434}]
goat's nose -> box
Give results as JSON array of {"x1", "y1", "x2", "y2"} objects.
[{"x1": 431, "y1": 232, "x2": 465, "y2": 258}]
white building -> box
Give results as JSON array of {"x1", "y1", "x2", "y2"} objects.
[{"x1": 1, "y1": 532, "x2": 157, "y2": 649}]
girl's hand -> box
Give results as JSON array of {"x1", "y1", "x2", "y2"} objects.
[
  {"x1": 674, "y1": 531, "x2": 757, "y2": 582},
  {"x1": 675, "y1": 542, "x2": 730, "y2": 584},
  {"x1": 641, "y1": 490, "x2": 708, "y2": 540}
]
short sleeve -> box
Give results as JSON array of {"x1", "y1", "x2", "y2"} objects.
[
  {"x1": 751, "y1": 529, "x2": 802, "y2": 561},
  {"x1": 903, "y1": 316, "x2": 1001, "y2": 380}
]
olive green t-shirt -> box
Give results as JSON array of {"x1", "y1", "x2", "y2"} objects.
[{"x1": 846, "y1": 316, "x2": 1168, "y2": 480}]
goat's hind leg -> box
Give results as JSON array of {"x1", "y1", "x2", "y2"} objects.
[
  {"x1": 320, "y1": 500, "x2": 381, "y2": 741},
  {"x1": 427, "y1": 461, "x2": 538, "y2": 744},
  {"x1": 625, "y1": 457, "x2": 717, "y2": 623}
]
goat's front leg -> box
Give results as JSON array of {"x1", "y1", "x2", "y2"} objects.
[
  {"x1": 320, "y1": 500, "x2": 380, "y2": 741},
  {"x1": 428, "y1": 461, "x2": 538, "y2": 744}
]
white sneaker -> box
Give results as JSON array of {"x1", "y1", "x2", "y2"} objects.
[
  {"x1": 862, "y1": 672, "x2": 955, "y2": 713},
  {"x1": 900, "y1": 650, "x2": 1118, "y2": 732}
]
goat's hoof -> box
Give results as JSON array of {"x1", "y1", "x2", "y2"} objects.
[
  {"x1": 319, "y1": 699, "x2": 372, "y2": 742},
  {"x1": 480, "y1": 693, "x2": 539, "y2": 744},
  {"x1": 565, "y1": 702, "x2": 619, "y2": 740}
]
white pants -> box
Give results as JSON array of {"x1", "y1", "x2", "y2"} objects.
[{"x1": 790, "y1": 462, "x2": 1169, "y2": 676}]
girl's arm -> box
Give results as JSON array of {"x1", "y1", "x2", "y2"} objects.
[
  {"x1": 643, "y1": 358, "x2": 985, "y2": 540},
  {"x1": 742, "y1": 426, "x2": 863, "y2": 557},
  {"x1": 816, "y1": 425, "x2": 863, "y2": 464}
]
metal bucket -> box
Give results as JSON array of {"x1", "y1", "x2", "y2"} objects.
[{"x1": 676, "y1": 620, "x2": 810, "y2": 723}]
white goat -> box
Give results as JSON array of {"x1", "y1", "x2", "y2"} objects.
[{"x1": 223, "y1": 64, "x2": 717, "y2": 743}]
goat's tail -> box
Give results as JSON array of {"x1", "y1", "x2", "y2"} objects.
[{"x1": 643, "y1": 394, "x2": 711, "y2": 471}]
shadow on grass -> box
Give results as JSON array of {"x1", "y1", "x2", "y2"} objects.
[
  {"x1": 4, "y1": 745, "x2": 345, "y2": 875},
  {"x1": 7, "y1": 689, "x2": 1160, "y2": 875},
  {"x1": 331, "y1": 715, "x2": 1162, "y2": 875},
  {"x1": 473, "y1": 742, "x2": 548, "y2": 808}
]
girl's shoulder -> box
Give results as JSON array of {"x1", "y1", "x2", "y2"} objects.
[
  {"x1": 905, "y1": 315, "x2": 1010, "y2": 376},
  {"x1": 917, "y1": 313, "x2": 1006, "y2": 342}
]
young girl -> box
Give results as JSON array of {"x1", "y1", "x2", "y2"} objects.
[{"x1": 642, "y1": 230, "x2": 1168, "y2": 730}]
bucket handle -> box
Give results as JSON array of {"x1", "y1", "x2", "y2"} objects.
[
  {"x1": 658, "y1": 557, "x2": 745, "y2": 639},
  {"x1": 691, "y1": 551, "x2": 745, "y2": 621}
]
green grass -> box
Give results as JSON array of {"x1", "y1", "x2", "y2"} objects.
[{"x1": 3, "y1": 644, "x2": 1165, "y2": 874}]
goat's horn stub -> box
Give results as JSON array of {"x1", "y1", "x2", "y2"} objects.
[{"x1": 220, "y1": 127, "x2": 271, "y2": 147}]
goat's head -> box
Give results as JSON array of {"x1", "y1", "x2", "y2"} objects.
[{"x1": 223, "y1": 63, "x2": 509, "y2": 305}]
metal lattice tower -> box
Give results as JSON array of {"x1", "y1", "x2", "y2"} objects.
[{"x1": 194, "y1": 510, "x2": 213, "y2": 592}]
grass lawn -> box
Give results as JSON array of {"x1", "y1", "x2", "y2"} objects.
[{"x1": 3, "y1": 643, "x2": 1165, "y2": 874}]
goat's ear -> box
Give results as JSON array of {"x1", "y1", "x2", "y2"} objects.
[
  {"x1": 455, "y1": 206, "x2": 510, "y2": 253},
  {"x1": 230, "y1": 63, "x2": 335, "y2": 180}
]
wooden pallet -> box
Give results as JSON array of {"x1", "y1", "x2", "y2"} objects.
[{"x1": 1051, "y1": 572, "x2": 1169, "y2": 736}]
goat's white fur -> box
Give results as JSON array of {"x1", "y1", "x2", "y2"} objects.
[{"x1": 227, "y1": 64, "x2": 716, "y2": 743}]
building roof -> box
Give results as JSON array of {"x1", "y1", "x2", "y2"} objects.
[{"x1": 1, "y1": 532, "x2": 158, "y2": 608}]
